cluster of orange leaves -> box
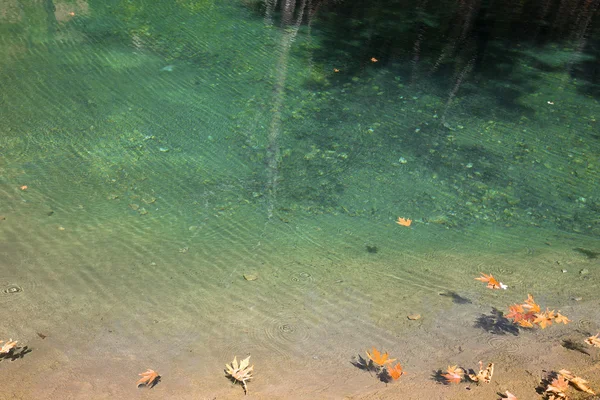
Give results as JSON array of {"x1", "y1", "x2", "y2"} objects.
[
  {"x1": 505, "y1": 294, "x2": 570, "y2": 329},
  {"x1": 474, "y1": 274, "x2": 570, "y2": 330},
  {"x1": 442, "y1": 361, "x2": 494, "y2": 385},
  {"x1": 366, "y1": 347, "x2": 404, "y2": 380}
]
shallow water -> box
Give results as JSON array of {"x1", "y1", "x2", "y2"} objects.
[{"x1": 1, "y1": 1, "x2": 599, "y2": 399}]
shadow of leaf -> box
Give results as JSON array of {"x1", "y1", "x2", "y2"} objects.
[
  {"x1": 439, "y1": 291, "x2": 472, "y2": 304},
  {"x1": 378, "y1": 367, "x2": 392, "y2": 383},
  {"x1": 562, "y1": 339, "x2": 590, "y2": 355},
  {"x1": 350, "y1": 354, "x2": 378, "y2": 373},
  {"x1": 536, "y1": 370, "x2": 557, "y2": 395},
  {"x1": 431, "y1": 369, "x2": 450, "y2": 385},
  {"x1": 474, "y1": 308, "x2": 519, "y2": 335},
  {"x1": 0, "y1": 346, "x2": 32, "y2": 362},
  {"x1": 573, "y1": 247, "x2": 599, "y2": 259}
]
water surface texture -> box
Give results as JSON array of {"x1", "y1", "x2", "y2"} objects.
[{"x1": 1, "y1": 1, "x2": 599, "y2": 399}]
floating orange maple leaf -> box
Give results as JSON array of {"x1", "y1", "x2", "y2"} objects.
[
  {"x1": 396, "y1": 217, "x2": 412, "y2": 227},
  {"x1": 475, "y1": 273, "x2": 507, "y2": 290},
  {"x1": 570, "y1": 376, "x2": 596, "y2": 394},
  {"x1": 442, "y1": 365, "x2": 463, "y2": 384},
  {"x1": 546, "y1": 375, "x2": 569, "y2": 396},
  {"x1": 516, "y1": 319, "x2": 534, "y2": 328},
  {"x1": 387, "y1": 363, "x2": 404, "y2": 380},
  {"x1": 505, "y1": 304, "x2": 525, "y2": 320},
  {"x1": 136, "y1": 369, "x2": 160, "y2": 388},
  {"x1": 0, "y1": 339, "x2": 18, "y2": 354},
  {"x1": 559, "y1": 369, "x2": 596, "y2": 395},
  {"x1": 505, "y1": 303, "x2": 536, "y2": 328},
  {"x1": 585, "y1": 333, "x2": 600, "y2": 348},
  {"x1": 366, "y1": 347, "x2": 396, "y2": 367},
  {"x1": 533, "y1": 310, "x2": 554, "y2": 329},
  {"x1": 523, "y1": 294, "x2": 541, "y2": 313},
  {"x1": 554, "y1": 312, "x2": 570, "y2": 325}
]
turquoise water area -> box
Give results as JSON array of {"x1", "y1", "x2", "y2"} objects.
[{"x1": 1, "y1": 1, "x2": 599, "y2": 399}]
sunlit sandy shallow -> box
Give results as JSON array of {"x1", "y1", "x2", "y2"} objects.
[{"x1": 2, "y1": 194, "x2": 599, "y2": 399}]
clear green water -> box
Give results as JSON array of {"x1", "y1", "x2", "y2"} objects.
[{"x1": 1, "y1": 1, "x2": 599, "y2": 399}]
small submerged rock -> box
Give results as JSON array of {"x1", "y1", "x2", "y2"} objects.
[{"x1": 244, "y1": 274, "x2": 258, "y2": 281}]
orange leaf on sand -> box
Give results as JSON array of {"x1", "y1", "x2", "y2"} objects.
[
  {"x1": 468, "y1": 361, "x2": 493, "y2": 384},
  {"x1": 366, "y1": 347, "x2": 396, "y2": 367},
  {"x1": 442, "y1": 365, "x2": 463, "y2": 384},
  {"x1": 137, "y1": 369, "x2": 160, "y2": 387},
  {"x1": 396, "y1": 217, "x2": 412, "y2": 227},
  {"x1": 387, "y1": 363, "x2": 404, "y2": 380},
  {"x1": 503, "y1": 390, "x2": 518, "y2": 400}
]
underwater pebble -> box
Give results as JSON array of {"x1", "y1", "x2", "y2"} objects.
[
  {"x1": 407, "y1": 314, "x2": 421, "y2": 320},
  {"x1": 244, "y1": 274, "x2": 258, "y2": 281},
  {"x1": 2, "y1": 285, "x2": 23, "y2": 294}
]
